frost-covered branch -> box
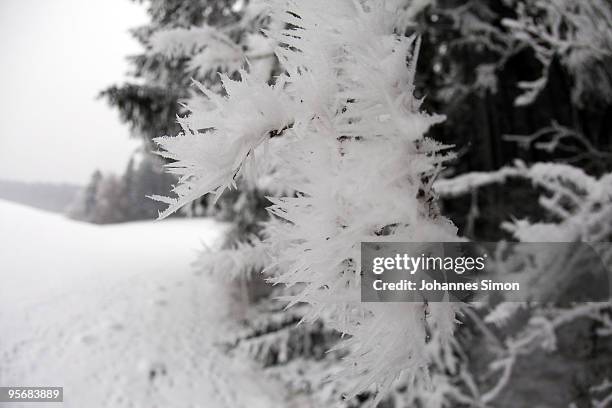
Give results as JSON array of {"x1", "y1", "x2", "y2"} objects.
[
  {"x1": 502, "y1": 0, "x2": 612, "y2": 106},
  {"x1": 193, "y1": 238, "x2": 270, "y2": 281},
  {"x1": 504, "y1": 121, "x2": 612, "y2": 164},
  {"x1": 155, "y1": 0, "x2": 459, "y2": 400}
]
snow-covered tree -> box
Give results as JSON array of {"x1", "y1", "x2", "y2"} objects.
[
  {"x1": 148, "y1": 0, "x2": 275, "y2": 81},
  {"x1": 502, "y1": 0, "x2": 612, "y2": 107},
  {"x1": 433, "y1": 159, "x2": 612, "y2": 406},
  {"x1": 102, "y1": 1, "x2": 237, "y2": 144},
  {"x1": 414, "y1": 0, "x2": 612, "y2": 108},
  {"x1": 406, "y1": 0, "x2": 612, "y2": 237},
  {"x1": 101, "y1": 0, "x2": 252, "y2": 217},
  {"x1": 154, "y1": 0, "x2": 461, "y2": 401}
]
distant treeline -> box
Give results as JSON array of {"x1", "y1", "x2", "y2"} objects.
[
  {"x1": 68, "y1": 153, "x2": 177, "y2": 224},
  {"x1": 0, "y1": 179, "x2": 81, "y2": 214}
]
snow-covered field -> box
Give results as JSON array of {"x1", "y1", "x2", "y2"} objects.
[{"x1": 0, "y1": 200, "x2": 282, "y2": 408}]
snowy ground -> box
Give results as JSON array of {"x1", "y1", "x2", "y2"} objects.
[{"x1": 0, "y1": 200, "x2": 283, "y2": 408}]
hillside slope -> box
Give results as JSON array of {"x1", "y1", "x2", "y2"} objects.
[{"x1": 0, "y1": 201, "x2": 282, "y2": 408}]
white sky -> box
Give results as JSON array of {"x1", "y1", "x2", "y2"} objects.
[{"x1": 0, "y1": 0, "x2": 150, "y2": 185}]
